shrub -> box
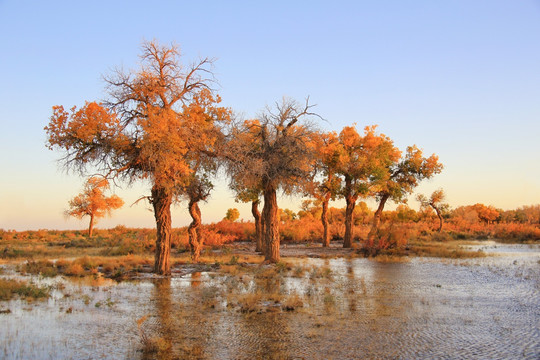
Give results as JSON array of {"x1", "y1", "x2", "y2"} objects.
[
  {"x1": 64, "y1": 263, "x2": 86, "y2": 277},
  {"x1": 280, "y1": 217, "x2": 322, "y2": 242}
]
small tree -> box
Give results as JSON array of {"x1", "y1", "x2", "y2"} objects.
[
  {"x1": 368, "y1": 145, "x2": 442, "y2": 247},
  {"x1": 176, "y1": 89, "x2": 230, "y2": 262},
  {"x1": 334, "y1": 125, "x2": 401, "y2": 248},
  {"x1": 472, "y1": 203, "x2": 499, "y2": 224},
  {"x1": 224, "y1": 208, "x2": 240, "y2": 222},
  {"x1": 416, "y1": 189, "x2": 448, "y2": 232},
  {"x1": 66, "y1": 177, "x2": 124, "y2": 237},
  {"x1": 310, "y1": 131, "x2": 342, "y2": 247}
]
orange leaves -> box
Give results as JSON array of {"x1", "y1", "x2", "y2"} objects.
[
  {"x1": 181, "y1": 88, "x2": 231, "y2": 157},
  {"x1": 70, "y1": 102, "x2": 118, "y2": 139},
  {"x1": 430, "y1": 189, "x2": 446, "y2": 204},
  {"x1": 45, "y1": 101, "x2": 128, "y2": 172},
  {"x1": 138, "y1": 106, "x2": 191, "y2": 187},
  {"x1": 66, "y1": 176, "x2": 124, "y2": 220},
  {"x1": 45, "y1": 102, "x2": 121, "y2": 153},
  {"x1": 332, "y1": 125, "x2": 401, "y2": 198},
  {"x1": 417, "y1": 189, "x2": 448, "y2": 217},
  {"x1": 423, "y1": 153, "x2": 443, "y2": 175},
  {"x1": 339, "y1": 125, "x2": 362, "y2": 149},
  {"x1": 46, "y1": 41, "x2": 231, "y2": 193},
  {"x1": 401, "y1": 146, "x2": 442, "y2": 177},
  {"x1": 382, "y1": 144, "x2": 443, "y2": 203},
  {"x1": 45, "y1": 106, "x2": 69, "y2": 150},
  {"x1": 472, "y1": 203, "x2": 500, "y2": 224}
]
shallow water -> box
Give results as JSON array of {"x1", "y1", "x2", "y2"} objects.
[{"x1": 1, "y1": 243, "x2": 539, "y2": 359}]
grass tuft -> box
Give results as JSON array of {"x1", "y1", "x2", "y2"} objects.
[{"x1": 0, "y1": 278, "x2": 50, "y2": 301}]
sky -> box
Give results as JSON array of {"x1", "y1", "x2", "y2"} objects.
[{"x1": 1, "y1": 0, "x2": 539, "y2": 231}]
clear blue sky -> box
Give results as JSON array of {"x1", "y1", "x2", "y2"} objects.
[{"x1": 1, "y1": 0, "x2": 539, "y2": 230}]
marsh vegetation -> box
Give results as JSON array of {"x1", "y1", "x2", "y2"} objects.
[{"x1": 0, "y1": 234, "x2": 539, "y2": 359}]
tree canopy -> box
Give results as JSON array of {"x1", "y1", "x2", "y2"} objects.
[
  {"x1": 332, "y1": 125, "x2": 401, "y2": 248},
  {"x1": 66, "y1": 176, "x2": 124, "y2": 237},
  {"x1": 225, "y1": 98, "x2": 319, "y2": 262},
  {"x1": 46, "y1": 41, "x2": 230, "y2": 274}
]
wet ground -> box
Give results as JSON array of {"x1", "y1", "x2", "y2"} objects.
[{"x1": 1, "y1": 242, "x2": 539, "y2": 359}]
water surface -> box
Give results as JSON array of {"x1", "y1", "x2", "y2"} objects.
[{"x1": 1, "y1": 243, "x2": 538, "y2": 359}]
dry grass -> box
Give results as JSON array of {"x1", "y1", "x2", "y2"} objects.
[
  {"x1": 309, "y1": 265, "x2": 333, "y2": 279},
  {"x1": 4, "y1": 217, "x2": 533, "y2": 270},
  {"x1": 0, "y1": 278, "x2": 50, "y2": 301},
  {"x1": 229, "y1": 290, "x2": 285, "y2": 314},
  {"x1": 234, "y1": 292, "x2": 265, "y2": 313},
  {"x1": 199, "y1": 285, "x2": 222, "y2": 309},
  {"x1": 17, "y1": 255, "x2": 152, "y2": 279},
  {"x1": 292, "y1": 265, "x2": 307, "y2": 277},
  {"x1": 283, "y1": 293, "x2": 304, "y2": 311},
  {"x1": 19, "y1": 259, "x2": 58, "y2": 277},
  {"x1": 136, "y1": 315, "x2": 172, "y2": 357},
  {"x1": 407, "y1": 240, "x2": 486, "y2": 259},
  {"x1": 372, "y1": 254, "x2": 411, "y2": 263},
  {"x1": 356, "y1": 233, "x2": 488, "y2": 260}
]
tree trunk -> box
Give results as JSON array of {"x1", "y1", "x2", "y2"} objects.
[
  {"x1": 152, "y1": 185, "x2": 173, "y2": 275},
  {"x1": 188, "y1": 199, "x2": 203, "y2": 262},
  {"x1": 88, "y1": 214, "x2": 95, "y2": 237},
  {"x1": 262, "y1": 182, "x2": 280, "y2": 262},
  {"x1": 433, "y1": 205, "x2": 443, "y2": 232},
  {"x1": 343, "y1": 195, "x2": 356, "y2": 248},
  {"x1": 252, "y1": 200, "x2": 263, "y2": 252},
  {"x1": 321, "y1": 195, "x2": 330, "y2": 247},
  {"x1": 368, "y1": 194, "x2": 389, "y2": 248}
]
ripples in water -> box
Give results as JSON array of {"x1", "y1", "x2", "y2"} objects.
[{"x1": 0, "y1": 243, "x2": 538, "y2": 359}]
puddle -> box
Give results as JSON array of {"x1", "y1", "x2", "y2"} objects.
[{"x1": 0, "y1": 243, "x2": 539, "y2": 359}]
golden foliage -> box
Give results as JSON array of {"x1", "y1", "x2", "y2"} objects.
[{"x1": 66, "y1": 177, "x2": 124, "y2": 220}]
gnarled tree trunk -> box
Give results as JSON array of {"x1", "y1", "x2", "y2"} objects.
[
  {"x1": 262, "y1": 182, "x2": 280, "y2": 262},
  {"x1": 188, "y1": 199, "x2": 203, "y2": 262},
  {"x1": 88, "y1": 214, "x2": 95, "y2": 238},
  {"x1": 368, "y1": 194, "x2": 389, "y2": 248},
  {"x1": 152, "y1": 185, "x2": 173, "y2": 275},
  {"x1": 321, "y1": 195, "x2": 330, "y2": 247},
  {"x1": 343, "y1": 194, "x2": 356, "y2": 248},
  {"x1": 252, "y1": 200, "x2": 263, "y2": 252}
]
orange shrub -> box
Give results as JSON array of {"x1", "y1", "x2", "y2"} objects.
[
  {"x1": 370, "y1": 223, "x2": 414, "y2": 250},
  {"x1": 491, "y1": 222, "x2": 540, "y2": 241},
  {"x1": 280, "y1": 217, "x2": 322, "y2": 242},
  {"x1": 200, "y1": 228, "x2": 236, "y2": 246},
  {"x1": 207, "y1": 221, "x2": 253, "y2": 241},
  {"x1": 64, "y1": 263, "x2": 85, "y2": 276}
]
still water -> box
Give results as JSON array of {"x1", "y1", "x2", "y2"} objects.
[{"x1": 1, "y1": 243, "x2": 539, "y2": 359}]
